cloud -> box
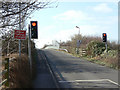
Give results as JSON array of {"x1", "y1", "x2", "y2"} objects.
[
  {"x1": 52, "y1": 25, "x2": 101, "y2": 41},
  {"x1": 38, "y1": 25, "x2": 57, "y2": 38},
  {"x1": 53, "y1": 28, "x2": 78, "y2": 41},
  {"x1": 35, "y1": 38, "x2": 53, "y2": 49},
  {"x1": 93, "y1": 3, "x2": 113, "y2": 13},
  {"x1": 53, "y1": 10, "x2": 87, "y2": 21},
  {"x1": 52, "y1": 24, "x2": 116, "y2": 42}
]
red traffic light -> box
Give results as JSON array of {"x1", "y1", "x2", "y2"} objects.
[
  {"x1": 32, "y1": 22, "x2": 36, "y2": 26},
  {"x1": 30, "y1": 21, "x2": 38, "y2": 39},
  {"x1": 104, "y1": 34, "x2": 106, "y2": 36},
  {"x1": 102, "y1": 33, "x2": 107, "y2": 42}
]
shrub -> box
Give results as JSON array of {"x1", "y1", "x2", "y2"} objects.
[{"x1": 86, "y1": 41, "x2": 108, "y2": 57}]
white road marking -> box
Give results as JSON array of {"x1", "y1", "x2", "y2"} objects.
[
  {"x1": 106, "y1": 79, "x2": 120, "y2": 87},
  {"x1": 59, "y1": 79, "x2": 108, "y2": 83},
  {"x1": 59, "y1": 79, "x2": 120, "y2": 86}
]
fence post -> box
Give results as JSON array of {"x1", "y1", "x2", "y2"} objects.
[
  {"x1": 82, "y1": 49, "x2": 86, "y2": 56},
  {"x1": 4, "y1": 58, "x2": 9, "y2": 87}
]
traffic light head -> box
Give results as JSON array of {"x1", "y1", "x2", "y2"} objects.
[
  {"x1": 102, "y1": 33, "x2": 107, "y2": 42},
  {"x1": 30, "y1": 21, "x2": 38, "y2": 39},
  {"x1": 32, "y1": 22, "x2": 36, "y2": 26}
]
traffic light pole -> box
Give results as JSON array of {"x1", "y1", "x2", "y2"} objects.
[
  {"x1": 105, "y1": 42, "x2": 107, "y2": 52},
  {"x1": 28, "y1": 21, "x2": 38, "y2": 76},
  {"x1": 28, "y1": 24, "x2": 32, "y2": 76}
]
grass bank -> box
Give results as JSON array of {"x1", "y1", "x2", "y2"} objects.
[{"x1": 58, "y1": 49, "x2": 119, "y2": 70}]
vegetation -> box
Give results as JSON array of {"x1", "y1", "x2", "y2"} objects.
[
  {"x1": 9, "y1": 54, "x2": 31, "y2": 88},
  {"x1": 2, "y1": 36, "x2": 37, "y2": 88},
  {"x1": 1, "y1": 0, "x2": 57, "y2": 88},
  {"x1": 86, "y1": 40, "x2": 108, "y2": 57},
  {"x1": 60, "y1": 34, "x2": 119, "y2": 69}
]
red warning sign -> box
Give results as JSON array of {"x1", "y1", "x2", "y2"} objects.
[{"x1": 14, "y1": 30, "x2": 26, "y2": 40}]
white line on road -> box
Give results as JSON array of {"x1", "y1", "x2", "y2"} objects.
[
  {"x1": 59, "y1": 79, "x2": 108, "y2": 83},
  {"x1": 106, "y1": 79, "x2": 120, "y2": 87},
  {"x1": 59, "y1": 79, "x2": 120, "y2": 86}
]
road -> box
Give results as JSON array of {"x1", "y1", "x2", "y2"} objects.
[
  {"x1": 33, "y1": 50, "x2": 57, "y2": 88},
  {"x1": 43, "y1": 49, "x2": 119, "y2": 89}
]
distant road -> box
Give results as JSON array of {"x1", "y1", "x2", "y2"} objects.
[
  {"x1": 43, "y1": 49, "x2": 119, "y2": 88},
  {"x1": 45, "y1": 45, "x2": 59, "y2": 49}
]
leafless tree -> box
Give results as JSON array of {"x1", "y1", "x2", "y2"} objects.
[
  {"x1": 0, "y1": 0, "x2": 58, "y2": 55},
  {"x1": 0, "y1": 0, "x2": 57, "y2": 33}
]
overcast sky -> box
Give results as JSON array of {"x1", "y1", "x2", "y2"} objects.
[{"x1": 27, "y1": 0, "x2": 118, "y2": 48}]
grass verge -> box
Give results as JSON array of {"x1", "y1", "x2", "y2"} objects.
[
  {"x1": 9, "y1": 54, "x2": 31, "y2": 88},
  {"x1": 2, "y1": 49, "x2": 38, "y2": 88},
  {"x1": 57, "y1": 49, "x2": 119, "y2": 70}
]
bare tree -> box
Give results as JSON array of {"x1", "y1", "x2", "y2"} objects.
[
  {"x1": 0, "y1": 0, "x2": 57, "y2": 35},
  {"x1": 0, "y1": 0, "x2": 58, "y2": 55}
]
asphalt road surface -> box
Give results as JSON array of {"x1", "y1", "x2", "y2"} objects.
[
  {"x1": 33, "y1": 50, "x2": 57, "y2": 88},
  {"x1": 43, "y1": 49, "x2": 119, "y2": 89}
]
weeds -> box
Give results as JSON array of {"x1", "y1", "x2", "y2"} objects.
[{"x1": 9, "y1": 54, "x2": 31, "y2": 88}]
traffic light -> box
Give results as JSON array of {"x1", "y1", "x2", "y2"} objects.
[
  {"x1": 102, "y1": 33, "x2": 107, "y2": 42},
  {"x1": 30, "y1": 21, "x2": 38, "y2": 39}
]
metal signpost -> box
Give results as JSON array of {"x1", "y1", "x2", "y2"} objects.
[
  {"x1": 19, "y1": 3, "x2": 21, "y2": 57},
  {"x1": 14, "y1": 29, "x2": 26, "y2": 58},
  {"x1": 14, "y1": 29, "x2": 26, "y2": 70},
  {"x1": 77, "y1": 40, "x2": 81, "y2": 47}
]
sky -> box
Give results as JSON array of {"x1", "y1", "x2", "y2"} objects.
[{"x1": 27, "y1": 0, "x2": 118, "y2": 49}]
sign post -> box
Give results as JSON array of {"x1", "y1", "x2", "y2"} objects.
[
  {"x1": 76, "y1": 40, "x2": 81, "y2": 54},
  {"x1": 19, "y1": 2, "x2": 21, "y2": 57},
  {"x1": 14, "y1": 29, "x2": 26, "y2": 69}
]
